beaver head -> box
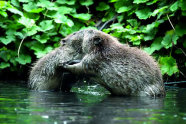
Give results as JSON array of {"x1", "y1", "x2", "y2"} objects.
[{"x1": 82, "y1": 29, "x2": 119, "y2": 53}]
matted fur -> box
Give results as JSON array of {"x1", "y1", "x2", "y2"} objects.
[
  {"x1": 28, "y1": 31, "x2": 84, "y2": 91},
  {"x1": 64, "y1": 29, "x2": 165, "y2": 97}
]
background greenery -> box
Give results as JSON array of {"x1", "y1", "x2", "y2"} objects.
[{"x1": 0, "y1": 0, "x2": 185, "y2": 81}]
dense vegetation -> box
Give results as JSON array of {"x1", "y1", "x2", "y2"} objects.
[{"x1": 0, "y1": 0, "x2": 186, "y2": 81}]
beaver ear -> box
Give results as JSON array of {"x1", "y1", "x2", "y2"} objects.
[{"x1": 93, "y1": 37, "x2": 103, "y2": 46}]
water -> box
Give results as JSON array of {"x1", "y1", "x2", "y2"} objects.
[{"x1": 0, "y1": 82, "x2": 186, "y2": 124}]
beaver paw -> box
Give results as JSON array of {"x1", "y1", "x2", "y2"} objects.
[{"x1": 63, "y1": 61, "x2": 84, "y2": 74}]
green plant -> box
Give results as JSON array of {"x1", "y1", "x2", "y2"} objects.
[
  {"x1": 0, "y1": 0, "x2": 186, "y2": 80},
  {"x1": 0, "y1": 0, "x2": 94, "y2": 71},
  {"x1": 101, "y1": 0, "x2": 185, "y2": 78}
]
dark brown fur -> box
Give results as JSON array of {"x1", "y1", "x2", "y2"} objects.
[
  {"x1": 28, "y1": 31, "x2": 84, "y2": 91},
  {"x1": 64, "y1": 29, "x2": 166, "y2": 96}
]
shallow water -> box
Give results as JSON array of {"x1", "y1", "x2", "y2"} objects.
[{"x1": 0, "y1": 82, "x2": 186, "y2": 124}]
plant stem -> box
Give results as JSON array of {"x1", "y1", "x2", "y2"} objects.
[{"x1": 18, "y1": 36, "x2": 26, "y2": 57}]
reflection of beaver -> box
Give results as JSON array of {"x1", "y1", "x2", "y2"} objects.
[
  {"x1": 64, "y1": 29, "x2": 166, "y2": 96},
  {"x1": 29, "y1": 31, "x2": 84, "y2": 91}
]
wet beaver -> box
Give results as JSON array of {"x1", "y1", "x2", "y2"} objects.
[
  {"x1": 29, "y1": 32, "x2": 84, "y2": 91},
  {"x1": 64, "y1": 29, "x2": 166, "y2": 96}
]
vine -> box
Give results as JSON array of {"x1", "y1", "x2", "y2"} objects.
[{"x1": 0, "y1": 0, "x2": 186, "y2": 80}]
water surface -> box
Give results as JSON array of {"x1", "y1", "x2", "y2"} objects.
[{"x1": 0, "y1": 81, "x2": 186, "y2": 124}]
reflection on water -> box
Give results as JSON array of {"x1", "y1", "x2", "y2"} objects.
[{"x1": 0, "y1": 82, "x2": 186, "y2": 124}]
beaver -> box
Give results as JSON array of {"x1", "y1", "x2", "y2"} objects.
[
  {"x1": 64, "y1": 29, "x2": 166, "y2": 97},
  {"x1": 28, "y1": 31, "x2": 84, "y2": 91}
]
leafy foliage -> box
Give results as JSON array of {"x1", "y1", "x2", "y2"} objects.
[
  {"x1": 0, "y1": 0, "x2": 186, "y2": 80},
  {"x1": 159, "y1": 56, "x2": 179, "y2": 76},
  {"x1": 103, "y1": 0, "x2": 185, "y2": 79}
]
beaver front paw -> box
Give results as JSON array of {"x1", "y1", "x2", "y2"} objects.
[
  {"x1": 63, "y1": 61, "x2": 84, "y2": 74},
  {"x1": 66, "y1": 60, "x2": 81, "y2": 65}
]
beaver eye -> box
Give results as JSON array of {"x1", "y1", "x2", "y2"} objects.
[
  {"x1": 61, "y1": 39, "x2": 66, "y2": 46},
  {"x1": 62, "y1": 39, "x2": 66, "y2": 43}
]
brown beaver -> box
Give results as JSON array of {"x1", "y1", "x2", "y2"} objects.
[
  {"x1": 64, "y1": 29, "x2": 166, "y2": 97},
  {"x1": 28, "y1": 31, "x2": 84, "y2": 91}
]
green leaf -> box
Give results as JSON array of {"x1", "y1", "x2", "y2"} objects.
[
  {"x1": 146, "y1": 0, "x2": 158, "y2": 5},
  {"x1": 0, "y1": 29, "x2": 17, "y2": 45},
  {"x1": 6, "y1": 29, "x2": 16, "y2": 36},
  {"x1": 142, "y1": 20, "x2": 164, "y2": 33},
  {"x1": 18, "y1": 16, "x2": 35, "y2": 28},
  {"x1": 109, "y1": 0, "x2": 119, "y2": 2},
  {"x1": 142, "y1": 21, "x2": 164, "y2": 41},
  {"x1": 54, "y1": 15, "x2": 74, "y2": 27},
  {"x1": 135, "y1": 8, "x2": 152, "y2": 20},
  {"x1": 30, "y1": 42, "x2": 44, "y2": 51},
  {"x1": 175, "y1": 49, "x2": 182, "y2": 54},
  {"x1": 0, "y1": 11, "x2": 7, "y2": 17},
  {"x1": 117, "y1": 6, "x2": 132, "y2": 13},
  {"x1": 152, "y1": 6, "x2": 168, "y2": 17},
  {"x1": 0, "y1": 62, "x2": 10, "y2": 69},
  {"x1": 142, "y1": 23, "x2": 155, "y2": 33},
  {"x1": 7, "y1": 7, "x2": 23, "y2": 16},
  {"x1": 18, "y1": 0, "x2": 31, "y2": 3},
  {"x1": 102, "y1": 8, "x2": 115, "y2": 22},
  {"x1": 130, "y1": 35, "x2": 142, "y2": 45},
  {"x1": 0, "y1": 36, "x2": 15, "y2": 45},
  {"x1": 0, "y1": 1, "x2": 22, "y2": 16},
  {"x1": 133, "y1": 0, "x2": 149, "y2": 4},
  {"x1": 23, "y1": 3, "x2": 43, "y2": 13},
  {"x1": 127, "y1": 19, "x2": 139, "y2": 27},
  {"x1": 14, "y1": 32, "x2": 23, "y2": 39},
  {"x1": 96, "y1": 2, "x2": 110, "y2": 11},
  {"x1": 29, "y1": 42, "x2": 53, "y2": 58},
  {"x1": 180, "y1": 0, "x2": 186, "y2": 11},
  {"x1": 110, "y1": 23, "x2": 124, "y2": 30},
  {"x1": 58, "y1": 6, "x2": 73, "y2": 14},
  {"x1": 15, "y1": 54, "x2": 31, "y2": 65},
  {"x1": 182, "y1": 11, "x2": 186, "y2": 16},
  {"x1": 79, "y1": 0, "x2": 93, "y2": 6},
  {"x1": 59, "y1": 22, "x2": 84, "y2": 36},
  {"x1": 170, "y1": 1, "x2": 179, "y2": 12},
  {"x1": 144, "y1": 37, "x2": 163, "y2": 54},
  {"x1": 0, "y1": 1, "x2": 8, "y2": 9},
  {"x1": 143, "y1": 47, "x2": 152, "y2": 55},
  {"x1": 56, "y1": 0, "x2": 76, "y2": 5},
  {"x1": 39, "y1": 20, "x2": 54, "y2": 32},
  {"x1": 23, "y1": 25, "x2": 39, "y2": 36},
  {"x1": 37, "y1": 0, "x2": 57, "y2": 10},
  {"x1": 161, "y1": 30, "x2": 178, "y2": 49},
  {"x1": 159, "y1": 56, "x2": 179, "y2": 76},
  {"x1": 32, "y1": 34, "x2": 50, "y2": 44},
  {"x1": 23, "y1": 12, "x2": 40, "y2": 20},
  {"x1": 114, "y1": 0, "x2": 132, "y2": 11},
  {"x1": 0, "y1": 49, "x2": 11, "y2": 62},
  {"x1": 72, "y1": 13, "x2": 92, "y2": 21},
  {"x1": 175, "y1": 22, "x2": 186, "y2": 36},
  {"x1": 11, "y1": 0, "x2": 20, "y2": 8},
  {"x1": 35, "y1": 46, "x2": 53, "y2": 58}
]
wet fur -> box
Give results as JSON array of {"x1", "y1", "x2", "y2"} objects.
[
  {"x1": 64, "y1": 29, "x2": 166, "y2": 97},
  {"x1": 29, "y1": 32, "x2": 84, "y2": 91}
]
